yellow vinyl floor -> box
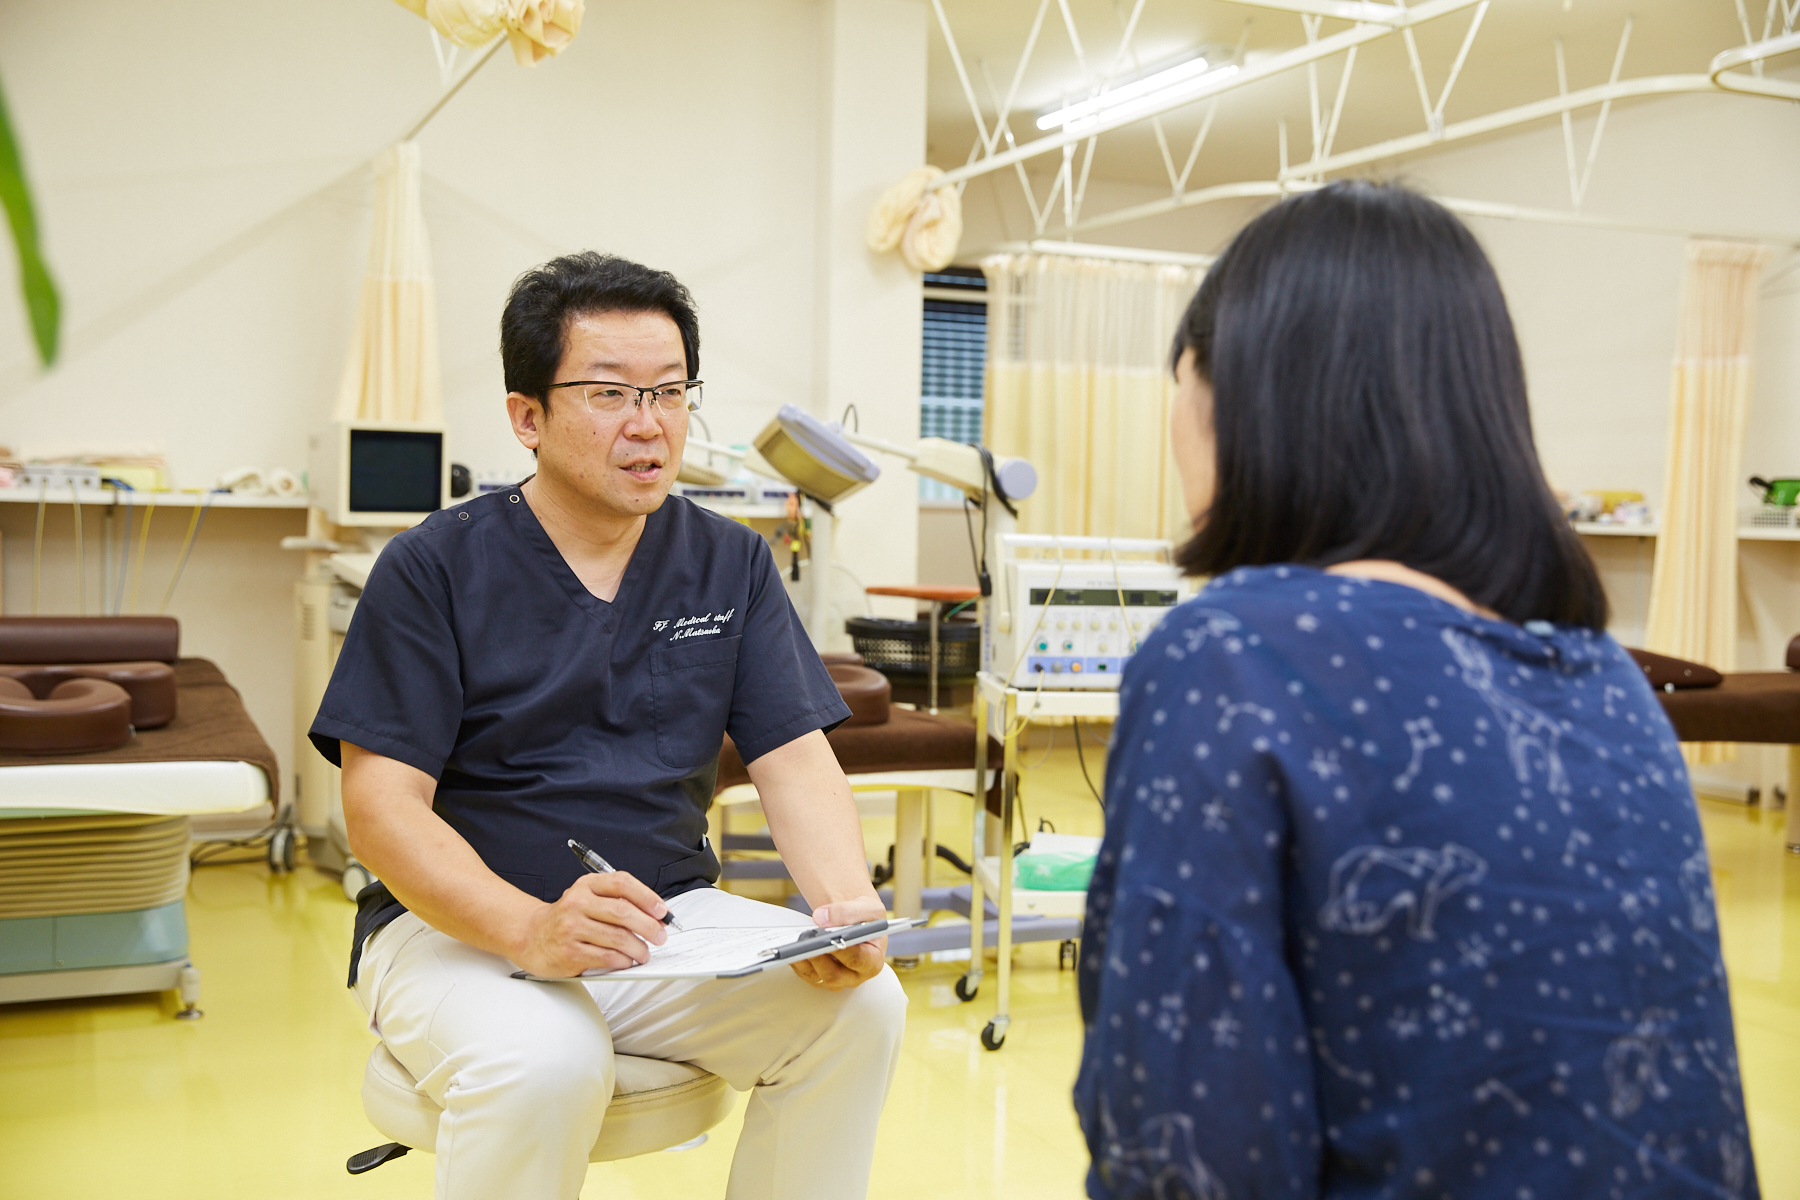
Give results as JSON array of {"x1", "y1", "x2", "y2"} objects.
[{"x1": 1, "y1": 740, "x2": 1797, "y2": 1199}]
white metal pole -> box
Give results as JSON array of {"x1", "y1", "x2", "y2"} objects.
[
  {"x1": 808, "y1": 504, "x2": 835, "y2": 649},
  {"x1": 1711, "y1": 31, "x2": 1800, "y2": 100},
  {"x1": 927, "y1": 0, "x2": 1483, "y2": 193}
]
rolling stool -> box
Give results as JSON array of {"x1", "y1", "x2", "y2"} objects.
[{"x1": 347, "y1": 1043, "x2": 737, "y2": 1174}]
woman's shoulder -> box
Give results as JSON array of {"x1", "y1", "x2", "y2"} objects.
[
  {"x1": 1149, "y1": 565, "x2": 1351, "y2": 651},
  {"x1": 1125, "y1": 567, "x2": 1340, "y2": 704}
]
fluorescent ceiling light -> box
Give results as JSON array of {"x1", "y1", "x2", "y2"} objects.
[{"x1": 1036, "y1": 57, "x2": 1239, "y2": 133}]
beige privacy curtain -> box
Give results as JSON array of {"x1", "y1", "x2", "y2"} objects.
[
  {"x1": 335, "y1": 142, "x2": 444, "y2": 424},
  {"x1": 1644, "y1": 239, "x2": 1773, "y2": 762},
  {"x1": 982, "y1": 254, "x2": 1203, "y2": 541}
]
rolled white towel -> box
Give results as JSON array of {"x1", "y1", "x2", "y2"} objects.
[{"x1": 266, "y1": 468, "x2": 303, "y2": 498}]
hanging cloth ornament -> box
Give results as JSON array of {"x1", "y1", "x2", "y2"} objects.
[
  {"x1": 865, "y1": 166, "x2": 963, "y2": 273},
  {"x1": 391, "y1": 0, "x2": 583, "y2": 67}
]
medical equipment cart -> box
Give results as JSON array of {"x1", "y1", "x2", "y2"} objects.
[{"x1": 958, "y1": 671, "x2": 1117, "y2": 1050}]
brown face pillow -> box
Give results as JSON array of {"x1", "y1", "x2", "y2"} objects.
[
  {"x1": 1624, "y1": 647, "x2": 1723, "y2": 691},
  {"x1": 0, "y1": 662, "x2": 176, "y2": 728},
  {"x1": 0, "y1": 676, "x2": 133, "y2": 753}
]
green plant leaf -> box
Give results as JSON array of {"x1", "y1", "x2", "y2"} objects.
[{"x1": 0, "y1": 70, "x2": 59, "y2": 367}]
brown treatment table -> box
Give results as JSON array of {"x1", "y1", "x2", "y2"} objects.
[
  {"x1": 711, "y1": 654, "x2": 1022, "y2": 954},
  {"x1": 1633, "y1": 644, "x2": 1800, "y2": 853},
  {"x1": 714, "y1": 703, "x2": 1004, "y2": 913}
]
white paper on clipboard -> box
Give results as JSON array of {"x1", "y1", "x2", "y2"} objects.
[{"x1": 511, "y1": 918, "x2": 923, "y2": 983}]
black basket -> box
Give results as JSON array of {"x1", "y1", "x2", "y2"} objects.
[{"x1": 845, "y1": 616, "x2": 980, "y2": 681}]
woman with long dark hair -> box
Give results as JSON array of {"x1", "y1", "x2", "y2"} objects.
[{"x1": 1074, "y1": 182, "x2": 1756, "y2": 1200}]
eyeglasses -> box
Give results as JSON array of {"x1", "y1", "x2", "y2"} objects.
[{"x1": 545, "y1": 379, "x2": 703, "y2": 417}]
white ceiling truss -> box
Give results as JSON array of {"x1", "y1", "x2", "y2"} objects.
[{"x1": 929, "y1": 0, "x2": 1800, "y2": 250}]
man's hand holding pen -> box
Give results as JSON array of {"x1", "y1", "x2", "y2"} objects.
[
  {"x1": 507, "y1": 841, "x2": 682, "y2": 979},
  {"x1": 509, "y1": 869, "x2": 675, "y2": 979}
]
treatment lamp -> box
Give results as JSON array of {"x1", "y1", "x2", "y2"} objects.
[{"x1": 742, "y1": 405, "x2": 1038, "y2": 654}]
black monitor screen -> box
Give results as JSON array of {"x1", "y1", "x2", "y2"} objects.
[{"x1": 348, "y1": 429, "x2": 442, "y2": 513}]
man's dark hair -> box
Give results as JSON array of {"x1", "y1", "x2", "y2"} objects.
[
  {"x1": 500, "y1": 252, "x2": 700, "y2": 406},
  {"x1": 1170, "y1": 180, "x2": 1607, "y2": 630}
]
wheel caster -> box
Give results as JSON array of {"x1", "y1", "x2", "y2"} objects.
[
  {"x1": 1059, "y1": 939, "x2": 1078, "y2": 970},
  {"x1": 890, "y1": 955, "x2": 921, "y2": 970},
  {"x1": 174, "y1": 964, "x2": 203, "y2": 1020},
  {"x1": 268, "y1": 826, "x2": 296, "y2": 875},
  {"x1": 954, "y1": 973, "x2": 979, "y2": 1002},
  {"x1": 980, "y1": 1021, "x2": 1005, "y2": 1051},
  {"x1": 342, "y1": 861, "x2": 374, "y2": 901}
]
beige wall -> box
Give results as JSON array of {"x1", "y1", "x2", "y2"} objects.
[
  {"x1": 955, "y1": 171, "x2": 1264, "y2": 260},
  {"x1": 1402, "y1": 92, "x2": 1800, "y2": 525},
  {"x1": 0, "y1": 0, "x2": 928, "y2": 802},
  {"x1": 811, "y1": 0, "x2": 927, "y2": 640},
  {"x1": 918, "y1": 504, "x2": 980, "y2": 589},
  {"x1": 941, "y1": 88, "x2": 1800, "y2": 791}
]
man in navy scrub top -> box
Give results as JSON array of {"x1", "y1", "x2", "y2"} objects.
[{"x1": 310, "y1": 252, "x2": 906, "y2": 1200}]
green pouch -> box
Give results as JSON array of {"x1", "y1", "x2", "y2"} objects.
[{"x1": 1014, "y1": 849, "x2": 1097, "y2": 891}]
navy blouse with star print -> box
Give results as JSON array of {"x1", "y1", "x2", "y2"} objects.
[{"x1": 1075, "y1": 565, "x2": 1757, "y2": 1200}]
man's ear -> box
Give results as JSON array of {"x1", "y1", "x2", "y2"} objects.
[{"x1": 506, "y1": 391, "x2": 547, "y2": 455}]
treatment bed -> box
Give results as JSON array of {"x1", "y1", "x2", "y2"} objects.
[
  {"x1": 0, "y1": 636, "x2": 277, "y2": 1015},
  {"x1": 1630, "y1": 643, "x2": 1800, "y2": 852}
]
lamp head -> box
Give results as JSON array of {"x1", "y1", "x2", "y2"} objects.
[
  {"x1": 911, "y1": 438, "x2": 1037, "y2": 503},
  {"x1": 751, "y1": 405, "x2": 881, "y2": 503}
]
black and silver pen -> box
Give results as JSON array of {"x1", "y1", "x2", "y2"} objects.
[{"x1": 566, "y1": 839, "x2": 685, "y2": 932}]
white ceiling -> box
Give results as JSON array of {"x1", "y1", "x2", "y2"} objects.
[{"x1": 925, "y1": 0, "x2": 1769, "y2": 196}]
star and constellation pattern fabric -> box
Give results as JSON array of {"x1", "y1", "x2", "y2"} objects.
[{"x1": 1075, "y1": 566, "x2": 1756, "y2": 1200}]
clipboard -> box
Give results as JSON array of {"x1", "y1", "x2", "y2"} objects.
[{"x1": 511, "y1": 917, "x2": 923, "y2": 983}]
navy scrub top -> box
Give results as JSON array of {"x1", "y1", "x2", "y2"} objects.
[{"x1": 310, "y1": 486, "x2": 850, "y2": 984}]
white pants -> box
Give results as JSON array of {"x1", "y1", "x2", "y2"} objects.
[{"x1": 353, "y1": 886, "x2": 909, "y2": 1200}]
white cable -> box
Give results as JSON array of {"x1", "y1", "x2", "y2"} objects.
[
  {"x1": 1108, "y1": 540, "x2": 1134, "y2": 665},
  {"x1": 1002, "y1": 547, "x2": 1066, "y2": 738},
  {"x1": 72, "y1": 481, "x2": 85, "y2": 616}
]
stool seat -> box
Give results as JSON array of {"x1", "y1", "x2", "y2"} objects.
[{"x1": 361, "y1": 1042, "x2": 735, "y2": 1163}]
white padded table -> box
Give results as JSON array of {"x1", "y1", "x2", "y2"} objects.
[{"x1": 0, "y1": 760, "x2": 270, "y2": 816}]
